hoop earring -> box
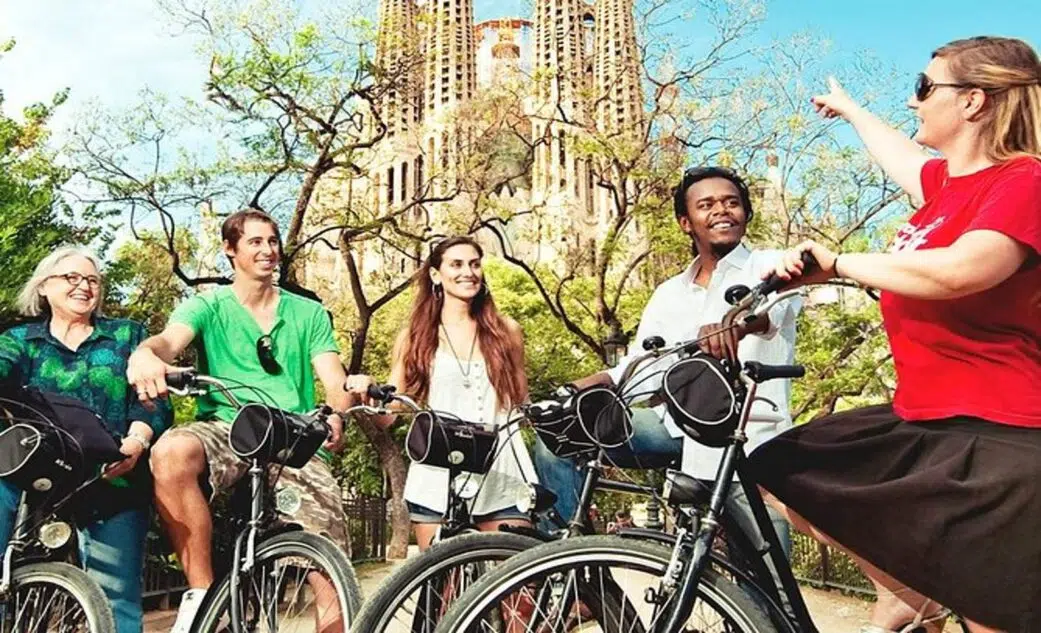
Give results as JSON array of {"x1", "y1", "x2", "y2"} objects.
[
  {"x1": 478, "y1": 280, "x2": 490, "y2": 298},
  {"x1": 432, "y1": 282, "x2": 444, "y2": 300}
]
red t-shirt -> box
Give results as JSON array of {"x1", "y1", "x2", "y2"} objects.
[{"x1": 880, "y1": 156, "x2": 1041, "y2": 427}]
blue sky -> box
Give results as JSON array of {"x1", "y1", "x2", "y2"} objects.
[{"x1": 1, "y1": 0, "x2": 1037, "y2": 136}]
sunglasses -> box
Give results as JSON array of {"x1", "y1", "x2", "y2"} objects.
[
  {"x1": 256, "y1": 335, "x2": 282, "y2": 375},
  {"x1": 914, "y1": 72, "x2": 975, "y2": 102}
]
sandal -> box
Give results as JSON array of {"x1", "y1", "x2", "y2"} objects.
[{"x1": 860, "y1": 603, "x2": 951, "y2": 633}]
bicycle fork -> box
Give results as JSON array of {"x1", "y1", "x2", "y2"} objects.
[
  {"x1": 230, "y1": 460, "x2": 267, "y2": 633},
  {"x1": 653, "y1": 377, "x2": 758, "y2": 633}
]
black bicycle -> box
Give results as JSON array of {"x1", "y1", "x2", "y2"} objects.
[
  {"x1": 431, "y1": 270, "x2": 828, "y2": 633},
  {"x1": 0, "y1": 388, "x2": 118, "y2": 633},
  {"x1": 165, "y1": 371, "x2": 362, "y2": 633},
  {"x1": 348, "y1": 373, "x2": 764, "y2": 633}
]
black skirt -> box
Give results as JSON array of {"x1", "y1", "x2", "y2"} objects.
[{"x1": 746, "y1": 404, "x2": 1041, "y2": 632}]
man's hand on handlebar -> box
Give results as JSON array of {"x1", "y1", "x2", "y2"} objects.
[
  {"x1": 323, "y1": 412, "x2": 345, "y2": 452},
  {"x1": 766, "y1": 240, "x2": 838, "y2": 287},
  {"x1": 696, "y1": 321, "x2": 740, "y2": 362},
  {"x1": 344, "y1": 374, "x2": 377, "y2": 404}
]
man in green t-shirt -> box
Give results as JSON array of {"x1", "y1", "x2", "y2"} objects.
[{"x1": 127, "y1": 209, "x2": 353, "y2": 633}]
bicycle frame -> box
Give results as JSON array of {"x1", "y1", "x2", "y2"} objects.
[
  {"x1": 0, "y1": 475, "x2": 105, "y2": 595},
  {"x1": 652, "y1": 371, "x2": 817, "y2": 633},
  {"x1": 0, "y1": 493, "x2": 31, "y2": 594},
  {"x1": 168, "y1": 372, "x2": 333, "y2": 633}
]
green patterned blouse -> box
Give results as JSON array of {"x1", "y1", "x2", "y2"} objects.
[{"x1": 0, "y1": 317, "x2": 170, "y2": 437}]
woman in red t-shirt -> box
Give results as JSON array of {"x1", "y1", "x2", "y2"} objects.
[{"x1": 748, "y1": 37, "x2": 1041, "y2": 633}]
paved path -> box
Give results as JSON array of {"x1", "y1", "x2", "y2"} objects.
[{"x1": 145, "y1": 558, "x2": 960, "y2": 633}]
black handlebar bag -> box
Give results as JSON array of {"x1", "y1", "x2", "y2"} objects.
[
  {"x1": 531, "y1": 386, "x2": 634, "y2": 458},
  {"x1": 0, "y1": 386, "x2": 124, "y2": 494},
  {"x1": 662, "y1": 354, "x2": 743, "y2": 448},
  {"x1": 228, "y1": 403, "x2": 327, "y2": 468},
  {"x1": 406, "y1": 411, "x2": 498, "y2": 474}
]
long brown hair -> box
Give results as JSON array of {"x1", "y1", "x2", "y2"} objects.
[
  {"x1": 401, "y1": 237, "x2": 526, "y2": 408},
  {"x1": 934, "y1": 36, "x2": 1041, "y2": 161}
]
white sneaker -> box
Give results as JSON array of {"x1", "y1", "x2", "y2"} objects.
[{"x1": 170, "y1": 588, "x2": 207, "y2": 633}]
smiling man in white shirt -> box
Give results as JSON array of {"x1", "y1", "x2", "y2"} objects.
[{"x1": 535, "y1": 166, "x2": 801, "y2": 557}]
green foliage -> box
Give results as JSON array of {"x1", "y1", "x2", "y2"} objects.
[
  {"x1": 104, "y1": 231, "x2": 196, "y2": 333},
  {"x1": 485, "y1": 260, "x2": 606, "y2": 397},
  {"x1": 0, "y1": 49, "x2": 113, "y2": 326}
]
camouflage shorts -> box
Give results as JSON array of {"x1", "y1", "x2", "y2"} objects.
[{"x1": 165, "y1": 421, "x2": 351, "y2": 554}]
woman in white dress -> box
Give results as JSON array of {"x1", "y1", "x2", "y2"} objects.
[{"x1": 347, "y1": 236, "x2": 535, "y2": 549}]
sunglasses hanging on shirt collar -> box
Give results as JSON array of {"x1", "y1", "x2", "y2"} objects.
[{"x1": 256, "y1": 335, "x2": 282, "y2": 375}]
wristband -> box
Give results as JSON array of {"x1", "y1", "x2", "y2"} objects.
[
  {"x1": 833, "y1": 254, "x2": 843, "y2": 279},
  {"x1": 124, "y1": 431, "x2": 151, "y2": 451}
]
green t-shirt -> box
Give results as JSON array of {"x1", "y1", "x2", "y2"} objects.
[{"x1": 170, "y1": 286, "x2": 339, "y2": 423}]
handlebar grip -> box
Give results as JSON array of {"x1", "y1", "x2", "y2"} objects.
[
  {"x1": 759, "y1": 251, "x2": 819, "y2": 295},
  {"x1": 165, "y1": 370, "x2": 197, "y2": 390},
  {"x1": 744, "y1": 362, "x2": 805, "y2": 383},
  {"x1": 642, "y1": 335, "x2": 666, "y2": 351},
  {"x1": 367, "y1": 383, "x2": 396, "y2": 402}
]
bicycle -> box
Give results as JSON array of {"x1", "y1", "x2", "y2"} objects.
[
  {"x1": 349, "y1": 375, "x2": 769, "y2": 633},
  {"x1": 165, "y1": 370, "x2": 363, "y2": 633},
  {"x1": 0, "y1": 389, "x2": 119, "y2": 633},
  {"x1": 431, "y1": 268, "x2": 839, "y2": 633}
]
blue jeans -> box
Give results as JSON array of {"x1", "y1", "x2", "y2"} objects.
[
  {"x1": 0, "y1": 479, "x2": 148, "y2": 633},
  {"x1": 533, "y1": 408, "x2": 791, "y2": 556}
]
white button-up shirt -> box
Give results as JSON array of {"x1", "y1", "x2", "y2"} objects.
[{"x1": 606, "y1": 244, "x2": 802, "y2": 480}]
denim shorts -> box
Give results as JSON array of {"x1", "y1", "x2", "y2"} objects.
[{"x1": 407, "y1": 501, "x2": 530, "y2": 524}]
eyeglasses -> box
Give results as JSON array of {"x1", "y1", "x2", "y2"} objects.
[
  {"x1": 49, "y1": 273, "x2": 101, "y2": 289},
  {"x1": 915, "y1": 72, "x2": 975, "y2": 102},
  {"x1": 256, "y1": 335, "x2": 282, "y2": 375}
]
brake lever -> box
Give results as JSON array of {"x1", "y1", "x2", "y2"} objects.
[{"x1": 752, "y1": 396, "x2": 779, "y2": 412}]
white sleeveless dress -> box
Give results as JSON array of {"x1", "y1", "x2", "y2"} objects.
[{"x1": 403, "y1": 349, "x2": 538, "y2": 517}]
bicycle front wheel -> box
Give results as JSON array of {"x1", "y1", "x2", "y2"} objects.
[
  {"x1": 1, "y1": 561, "x2": 116, "y2": 633},
  {"x1": 434, "y1": 535, "x2": 778, "y2": 633},
  {"x1": 351, "y1": 531, "x2": 542, "y2": 633},
  {"x1": 194, "y1": 531, "x2": 362, "y2": 633}
]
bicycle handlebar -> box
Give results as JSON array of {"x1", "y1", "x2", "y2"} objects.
[
  {"x1": 165, "y1": 370, "x2": 335, "y2": 430},
  {"x1": 341, "y1": 383, "x2": 422, "y2": 418}
]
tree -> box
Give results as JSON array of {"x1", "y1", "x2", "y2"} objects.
[
  {"x1": 104, "y1": 230, "x2": 196, "y2": 332},
  {"x1": 68, "y1": 0, "x2": 521, "y2": 557},
  {"x1": 471, "y1": 1, "x2": 913, "y2": 419},
  {"x1": 0, "y1": 40, "x2": 112, "y2": 327}
]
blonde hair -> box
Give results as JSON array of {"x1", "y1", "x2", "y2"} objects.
[
  {"x1": 933, "y1": 36, "x2": 1041, "y2": 162},
  {"x1": 16, "y1": 247, "x2": 105, "y2": 317}
]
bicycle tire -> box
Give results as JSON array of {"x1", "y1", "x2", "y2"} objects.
[
  {"x1": 5, "y1": 561, "x2": 116, "y2": 633},
  {"x1": 350, "y1": 531, "x2": 543, "y2": 633},
  {"x1": 434, "y1": 535, "x2": 779, "y2": 633},
  {"x1": 192, "y1": 530, "x2": 362, "y2": 633}
]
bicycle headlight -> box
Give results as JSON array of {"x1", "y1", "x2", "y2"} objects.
[
  {"x1": 452, "y1": 477, "x2": 481, "y2": 500},
  {"x1": 515, "y1": 483, "x2": 557, "y2": 515},
  {"x1": 38, "y1": 521, "x2": 72, "y2": 550},
  {"x1": 516, "y1": 484, "x2": 537, "y2": 514},
  {"x1": 275, "y1": 486, "x2": 303, "y2": 517}
]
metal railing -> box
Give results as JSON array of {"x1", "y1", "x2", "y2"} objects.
[
  {"x1": 790, "y1": 531, "x2": 874, "y2": 595},
  {"x1": 142, "y1": 494, "x2": 390, "y2": 605}
]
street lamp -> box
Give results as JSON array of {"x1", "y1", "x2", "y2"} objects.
[
  {"x1": 603, "y1": 326, "x2": 629, "y2": 368},
  {"x1": 644, "y1": 471, "x2": 664, "y2": 530}
]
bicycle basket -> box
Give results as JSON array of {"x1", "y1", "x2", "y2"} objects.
[
  {"x1": 662, "y1": 354, "x2": 742, "y2": 448},
  {"x1": 228, "y1": 403, "x2": 327, "y2": 468},
  {"x1": 406, "y1": 411, "x2": 497, "y2": 474},
  {"x1": 0, "y1": 387, "x2": 123, "y2": 493},
  {"x1": 531, "y1": 386, "x2": 633, "y2": 458}
]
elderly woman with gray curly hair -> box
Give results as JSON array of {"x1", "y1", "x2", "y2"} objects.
[{"x1": 0, "y1": 247, "x2": 170, "y2": 633}]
